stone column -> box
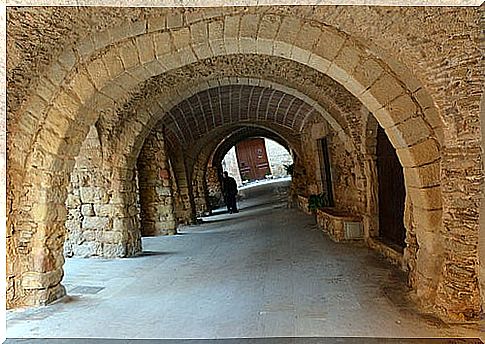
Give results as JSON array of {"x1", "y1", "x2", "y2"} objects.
[
  {"x1": 64, "y1": 126, "x2": 142, "y2": 258},
  {"x1": 170, "y1": 149, "x2": 196, "y2": 225},
  {"x1": 137, "y1": 130, "x2": 176, "y2": 236}
]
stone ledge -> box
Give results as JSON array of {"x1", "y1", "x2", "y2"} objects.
[
  {"x1": 315, "y1": 208, "x2": 363, "y2": 242},
  {"x1": 367, "y1": 237, "x2": 405, "y2": 270}
]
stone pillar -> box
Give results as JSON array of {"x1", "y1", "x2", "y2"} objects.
[
  {"x1": 206, "y1": 165, "x2": 223, "y2": 209},
  {"x1": 435, "y1": 146, "x2": 482, "y2": 320},
  {"x1": 64, "y1": 126, "x2": 142, "y2": 258},
  {"x1": 137, "y1": 130, "x2": 176, "y2": 236},
  {"x1": 192, "y1": 173, "x2": 209, "y2": 217},
  {"x1": 288, "y1": 155, "x2": 308, "y2": 207},
  {"x1": 264, "y1": 138, "x2": 293, "y2": 178},
  {"x1": 170, "y1": 150, "x2": 196, "y2": 224}
]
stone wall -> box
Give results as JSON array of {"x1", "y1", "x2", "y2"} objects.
[
  {"x1": 300, "y1": 118, "x2": 365, "y2": 217},
  {"x1": 64, "y1": 126, "x2": 141, "y2": 258},
  {"x1": 264, "y1": 138, "x2": 293, "y2": 178},
  {"x1": 6, "y1": 6, "x2": 483, "y2": 320},
  {"x1": 137, "y1": 127, "x2": 176, "y2": 236},
  {"x1": 222, "y1": 147, "x2": 243, "y2": 186}
]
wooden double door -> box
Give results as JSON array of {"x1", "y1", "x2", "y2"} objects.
[{"x1": 235, "y1": 138, "x2": 270, "y2": 181}]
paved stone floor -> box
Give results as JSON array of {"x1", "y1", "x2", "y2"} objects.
[{"x1": 6, "y1": 180, "x2": 484, "y2": 341}]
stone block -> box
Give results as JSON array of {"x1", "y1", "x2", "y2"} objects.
[
  {"x1": 57, "y1": 48, "x2": 77, "y2": 71},
  {"x1": 81, "y1": 204, "x2": 95, "y2": 216},
  {"x1": 36, "y1": 77, "x2": 56, "y2": 103},
  {"x1": 135, "y1": 34, "x2": 156, "y2": 64},
  {"x1": 73, "y1": 242, "x2": 102, "y2": 257},
  {"x1": 423, "y1": 106, "x2": 442, "y2": 130},
  {"x1": 65, "y1": 219, "x2": 81, "y2": 232},
  {"x1": 172, "y1": 27, "x2": 191, "y2": 51},
  {"x1": 403, "y1": 162, "x2": 441, "y2": 188},
  {"x1": 257, "y1": 14, "x2": 280, "y2": 40},
  {"x1": 208, "y1": 19, "x2": 224, "y2": 41},
  {"x1": 80, "y1": 187, "x2": 108, "y2": 203},
  {"x1": 166, "y1": 12, "x2": 183, "y2": 29},
  {"x1": 86, "y1": 58, "x2": 110, "y2": 91},
  {"x1": 190, "y1": 21, "x2": 208, "y2": 45},
  {"x1": 82, "y1": 216, "x2": 110, "y2": 230},
  {"x1": 413, "y1": 208, "x2": 442, "y2": 233},
  {"x1": 93, "y1": 204, "x2": 113, "y2": 217},
  {"x1": 117, "y1": 40, "x2": 140, "y2": 70},
  {"x1": 352, "y1": 58, "x2": 384, "y2": 90},
  {"x1": 147, "y1": 16, "x2": 165, "y2": 32},
  {"x1": 22, "y1": 268, "x2": 63, "y2": 289},
  {"x1": 408, "y1": 186, "x2": 442, "y2": 210},
  {"x1": 291, "y1": 46, "x2": 311, "y2": 64},
  {"x1": 68, "y1": 71, "x2": 96, "y2": 104},
  {"x1": 256, "y1": 38, "x2": 273, "y2": 55},
  {"x1": 295, "y1": 22, "x2": 321, "y2": 51},
  {"x1": 224, "y1": 15, "x2": 240, "y2": 39},
  {"x1": 113, "y1": 217, "x2": 134, "y2": 232},
  {"x1": 307, "y1": 53, "x2": 331, "y2": 74},
  {"x1": 156, "y1": 186, "x2": 172, "y2": 196},
  {"x1": 99, "y1": 231, "x2": 124, "y2": 243},
  {"x1": 368, "y1": 72, "x2": 405, "y2": 107},
  {"x1": 239, "y1": 14, "x2": 259, "y2": 39},
  {"x1": 66, "y1": 193, "x2": 81, "y2": 208},
  {"x1": 386, "y1": 117, "x2": 432, "y2": 149},
  {"x1": 396, "y1": 138, "x2": 440, "y2": 168},
  {"x1": 276, "y1": 16, "x2": 301, "y2": 45},
  {"x1": 273, "y1": 41, "x2": 292, "y2": 58},
  {"x1": 312, "y1": 29, "x2": 345, "y2": 62},
  {"x1": 102, "y1": 243, "x2": 127, "y2": 258},
  {"x1": 76, "y1": 37, "x2": 95, "y2": 60},
  {"x1": 82, "y1": 230, "x2": 98, "y2": 241},
  {"x1": 239, "y1": 38, "x2": 257, "y2": 54},
  {"x1": 375, "y1": 94, "x2": 418, "y2": 129},
  {"x1": 102, "y1": 49, "x2": 124, "y2": 78}
]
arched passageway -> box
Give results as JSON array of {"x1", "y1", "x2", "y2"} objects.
[{"x1": 6, "y1": 6, "x2": 483, "y2": 336}]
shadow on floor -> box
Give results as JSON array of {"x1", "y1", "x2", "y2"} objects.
[{"x1": 135, "y1": 251, "x2": 177, "y2": 257}]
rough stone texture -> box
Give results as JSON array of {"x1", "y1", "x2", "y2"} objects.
[
  {"x1": 5, "y1": 6, "x2": 483, "y2": 323},
  {"x1": 265, "y1": 138, "x2": 293, "y2": 178},
  {"x1": 63, "y1": 126, "x2": 142, "y2": 258},
  {"x1": 137, "y1": 126, "x2": 176, "y2": 236},
  {"x1": 222, "y1": 147, "x2": 242, "y2": 186}
]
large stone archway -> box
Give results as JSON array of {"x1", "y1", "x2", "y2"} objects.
[{"x1": 7, "y1": 7, "x2": 482, "y2": 321}]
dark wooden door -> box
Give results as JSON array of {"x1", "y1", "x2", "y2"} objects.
[
  {"x1": 377, "y1": 126, "x2": 406, "y2": 250},
  {"x1": 235, "y1": 138, "x2": 270, "y2": 181}
]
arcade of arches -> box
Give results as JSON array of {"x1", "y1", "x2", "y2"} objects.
[{"x1": 6, "y1": 5, "x2": 484, "y2": 325}]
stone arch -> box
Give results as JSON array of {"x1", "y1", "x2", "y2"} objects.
[
  {"x1": 7, "y1": 11, "x2": 450, "y2": 313},
  {"x1": 190, "y1": 124, "x2": 301, "y2": 214}
]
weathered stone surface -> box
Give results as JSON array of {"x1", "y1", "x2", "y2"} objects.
[{"x1": 6, "y1": 6, "x2": 482, "y2": 324}]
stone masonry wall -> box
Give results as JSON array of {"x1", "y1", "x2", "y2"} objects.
[
  {"x1": 64, "y1": 126, "x2": 138, "y2": 258},
  {"x1": 264, "y1": 138, "x2": 293, "y2": 178},
  {"x1": 137, "y1": 128, "x2": 176, "y2": 236},
  {"x1": 222, "y1": 147, "x2": 243, "y2": 186},
  {"x1": 6, "y1": 6, "x2": 482, "y2": 319}
]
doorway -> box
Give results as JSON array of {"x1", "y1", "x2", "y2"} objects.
[
  {"x1": 377, "y1": 126, "x2": 406, "y2": 251},
  {"x1": 235, "y1": 138, "x2": 271, "y2": 181}
]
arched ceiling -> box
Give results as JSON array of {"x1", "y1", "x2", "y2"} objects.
[{"x1": 162, "y1": 84, "x2": 316, "y2": 145}]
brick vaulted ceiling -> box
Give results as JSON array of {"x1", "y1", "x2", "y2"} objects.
[{"x1": 162, "y1": 85, "x2": 317, "y2": 145}]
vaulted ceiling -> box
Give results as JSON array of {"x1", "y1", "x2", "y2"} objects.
[{"x1": 162, "y1": 85, "x2": 317, "y2": 145}]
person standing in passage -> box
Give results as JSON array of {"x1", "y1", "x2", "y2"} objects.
[{"x1": 222, "y1": 171, "x2": 238, "y2": 213}]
